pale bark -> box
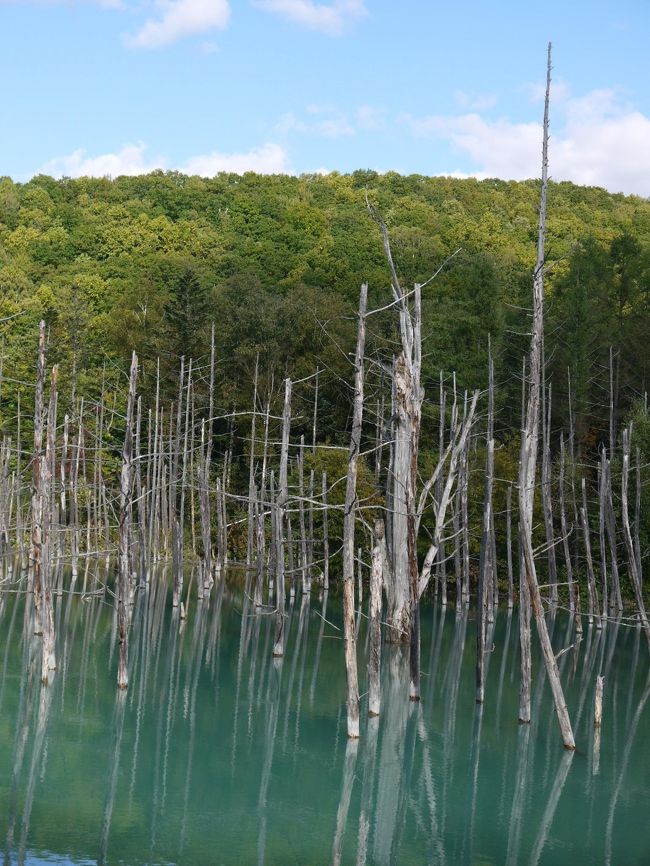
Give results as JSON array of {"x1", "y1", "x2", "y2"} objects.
[
  {"x1": 30, "y1": 321, "x2": 46, "y2": 635},
  {"x1": 341, "y1": 283, "x2": 367, "y2": 737},
  {"x1": 117, "y1": 352, "x2": 138, "y2": 689},
  {"x1": 273, "y1": 379, "x2": 292, "y2": 658},
  {"x1": 621, "y1": 427, "x2": 650, "y2": 648},
  {"x1": 41, "y1": 365, "x2": 58, "y2": 683},
  {"x1": 368, "y1": 518, "x2": 384, "y2": 717},
  {"x1": 518, "y1": 45, "x2": 575, "y2": 749}
]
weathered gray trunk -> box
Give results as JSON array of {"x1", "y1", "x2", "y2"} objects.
[
  {"x1": 273, "y1": 379, "x2": 292, "y2": 658},
  {"x1": 368, "y1": 518, "x2": 384, "y2": 717},
  {"x1": 558, "y1": 434, "x2": 575, "y2": 612},
  {"x1": 517, "y1": 45, "x2": 575, "y2": 749},
  {"x1": 30, "y1": 321, "x2": 46, "y2": 635},
  {"x1": 506, "y1": 484, "x2": 514, "y2": 609},
  {"x1": 247, "y1": 353, "x2": 259, "y2": 569},
  {"x1": 41, "y1": 365, "x2": 58, "y2": 683},
  {"x1": 541, "y1": 383, "x2": 558, "y2": 603},
  {"x1": 341, "y1": 283, "x2": 367, "y2": 738},
  {"x1": 621, "y1": 427, "x2": 650, "y2": 648},
  {"x1": 321, "y1": 471, "x2": 329, "y2": 590},
  {"x1": 476, "y1": 354, "x2": 494, "y2": 703},
  {"x1": 580, "y1": 477, "x2": 600, "y2": 627},
  {"x1": 117, "y1": 352, "x2": 138, "y2": 689}
]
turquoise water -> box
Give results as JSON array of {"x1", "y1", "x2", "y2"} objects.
[{"x1": 0, "y1": 582, "x2": 648, "y2": 865}]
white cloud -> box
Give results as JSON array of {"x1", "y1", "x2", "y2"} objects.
[
  {"x1": 125, "y1": 0, "x2": 231, "y2": 49},
  {"x1": 275, "y1": 107, "x2": 355, "y2": 138},
  {"x1": 253, "y1": 0, "x2": 366, "y2": 35},
  {"x1": 453, "y1": 90, "x2": 497, "y2": 112},
  {"x1": 182, "y1": 142, "x2": 291, "y2": 174},
  {"x1": 38, "y1": 141, "x2": 291, "y2": 178},
  {"x1": 356, "y1": 105, "x2": 386, "y2": 130},
  {"x1": 402, "y1": 89, "x2": 650, "y2": 197},
  {"x1": 40, "y1": 143, "x2": 165, "y2": 178}
]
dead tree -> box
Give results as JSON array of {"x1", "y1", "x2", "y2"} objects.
[
  {"x1": 517, "y1": 44, "x2": 575, "y2": 750},
  {"x1": 341, "y1": 283, "x2": 367, "y2": 738},
  {"x1": 30, "y1": 321, "x2": 46, "y2": 635},
  {"x1": 476, "y1": 352, "x2": 495, "y2": 703},
  {"x1": 41, "y1": 365, "x2": 58, "y2": 683},
  {"x1": 117, "y1": 351, "x2": 138, "y2": 689},
  {"x1": 368, "y1": 518, "x2": 384, "y2": 717},
  {"x1": 369, "y1": 207, "x2": 424, "y2": 643},
  {"x1": 621, "y1": 427, "x2": 650, "y2": 648},
  {"x1": 272, "y1": 378, "x2": 292, "y2": 658},
  {"x1": 541, "y1": 383, "x2": 558, "y2": 604}
]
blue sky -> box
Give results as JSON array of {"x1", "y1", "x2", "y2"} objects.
[{"x1": 2, "y1": 0, "x2": 650, "y2": 195}]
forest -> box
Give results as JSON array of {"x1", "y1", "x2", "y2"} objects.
[{"x1": 1, "y1": 165, "x2": 650, "y2": 569}]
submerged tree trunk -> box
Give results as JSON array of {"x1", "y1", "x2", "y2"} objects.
[
  {"x1": 621, "y1": 428, "x2": 650, "y2": 648},
  {"x1": 517, "y1": 44, "x2": 575, "y2": 750},
  {"x1": 30, "y1": 321, "x2": 46, "y2": 635},
  {"x1": 368, "y1": 518, "x2": 384, "y2": 717},
  {"x1": 273, "y1": 378, "x2": 292, "y2": 658},
  {"x1": 476, "y1": 352, "x2": 494, "y2": 703},
  {"x1": 117, "y1": 352, "x2": 138, "y2": 689},
  {"x1": 41, "y1": 365, "x2": 58, "y2": 683},
  {"x1": 341, "y1": 283, "x2": 367, "y2": 738}
]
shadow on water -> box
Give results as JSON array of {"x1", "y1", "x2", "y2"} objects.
[{"x1": 0, "y1": 581, "x2": 649, "y2": 866}]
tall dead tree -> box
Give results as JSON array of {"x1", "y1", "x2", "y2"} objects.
[
  {"x1": 117, "y1": 351, "x2": 138, "y2": 689},
  {"x1": 30, "y1": 321, "x2": 46, "y2": 635},
  {"x1": 622, "y1": 427, "x2": 650, "y2": 648},
  {"x1": 476, "y1": 351, "x2": 495, "y2": 703},
  {"x1": 341, "y1": 283, "x2": 367, "y2": 738},
  {"x1": 517, "y1": 44, "x2": 575, "y2": 750},
  {"x1": 41, "y1": 365, "x2": 58, "y2": 683},
  {"x1": 369, "y1": 207, "x2": 423, "y2": 644},
  {"x1": 272, "y1": 378, "x2": 292, "y2": 658},
  {"x1": 368, "y1": 518, "x2": 384, "y2": 717}
]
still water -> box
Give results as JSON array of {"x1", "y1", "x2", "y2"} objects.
[{"x1": 0, "y1": 581, "x2": 648, "y2": 866}]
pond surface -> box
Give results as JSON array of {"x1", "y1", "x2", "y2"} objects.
[{"x1": 0, "y1": 581, "x2": 648, "y2": 866}]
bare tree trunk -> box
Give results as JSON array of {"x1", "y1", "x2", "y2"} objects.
[
  {"x1": 117, "y1": 352, "x2": 138, "y2": 689},
  {"x1": 341, "y1": 283, "x2": 367, "y2": 738},
  {"x1": 322, "y1": 471, "x2": 329, "y2": 590},
  {"x1": 519, "y1": 519, "x2": 531, "y2": 723},
  {"x1": 542, "y1": 383, "x2": 558, "y2": 604},
  {"x1": 202, "y1": 327, "x2": 216, "y2": 593},
  {"x1": 298, "y1": 435, "x2": 308, "y2": 593},
  {"x1": 581, "y1": 477, "x2": 599, "y2": 627},
  {"x1": 517, "y1": 45, "x2": 575, "y2": 749},
  {"x1": 506, "y1": 484, "x2": 514, "y2": 609},
  {"x1": 634, "y1": 446, "x2": 643, "y2": 590},
  {"x1": 370, "y1": 208, "x2": 424, "y2": 646},
  {"x1": 31, "y1": 321, "x2": 47, "y2": 638},
  {"x1": 171, "y1": 359, "x2": 185, "y2": 607},
  {"x1": 368, "y1": 518, "x2": 384, "y2": 717},
  {"x1": 598, "y1": 450, "x2": 609, "y2": 619},
  {"x1": 436, "y1": 371, "x2": 447, "y2": 604},
  {"x1": 254, "y1": 484, "x2": 264, "y2": 607},
  {"x1": 621, "y1": 427, "x2": 650, "y2": 648},
  {"x1": 247, "y1": 353, "x2": 259, "y2": 569},
  {"x1": 273, "y1": 379, "x2": 292, "y2": 658},
  {"x1": 41, "y1": 365, "x2": 58, "y2": 682},
  {"x1": 604, "y1": 454, "x2": 623, "y2": 611},
  {"x1": 477, "y1": 352, "x2": 495, "y2": 703},
  {"x1": 558, "y1": 434, "x2": 575, "y2": 613}
]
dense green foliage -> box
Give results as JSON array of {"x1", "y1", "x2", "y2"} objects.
[
  {"x1": 1, "y1": 168, "x2": 649, "y2": 480},
  {"x1": 1, "y1": 170, "x2": 648, "y2": 439},
  {"x1": 1, "y1": 169, "x2": 649, "y2": 596}
]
